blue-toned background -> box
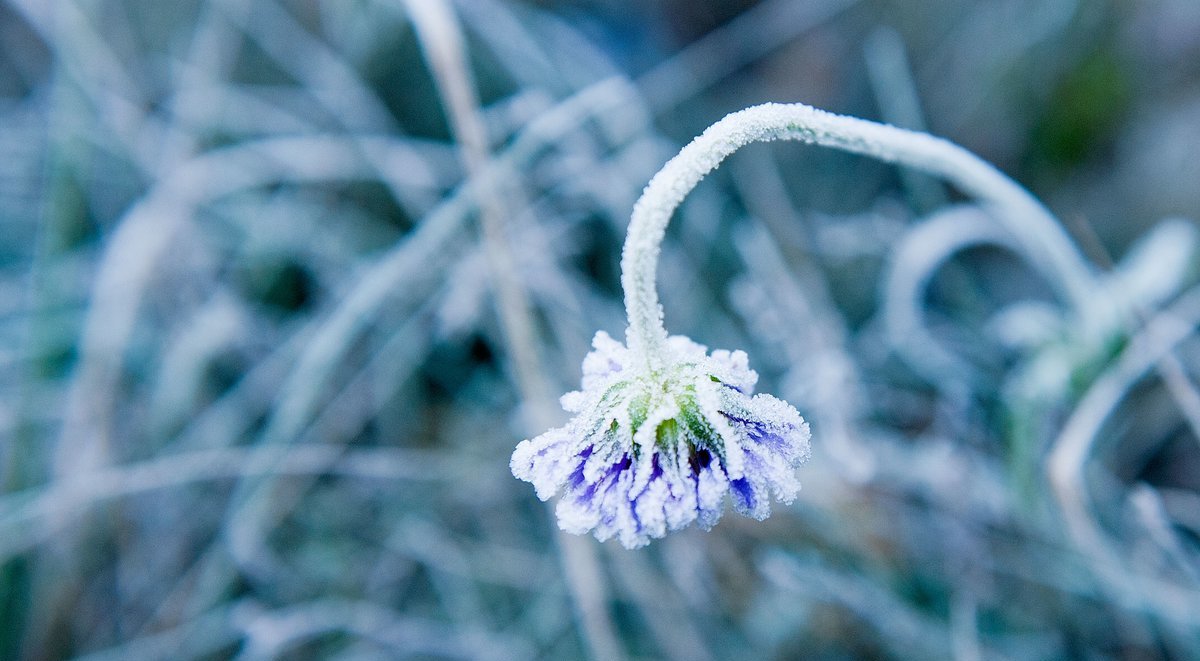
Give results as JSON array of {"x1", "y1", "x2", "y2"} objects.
[{"x1": 2, "y1": 0, "x2": 1199, "y2": 658}]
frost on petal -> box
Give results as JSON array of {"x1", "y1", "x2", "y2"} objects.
[
  {"x1": 511, "y1": 426, "x2": 595, "y2": 502},
  {"x1": 693, "y1": 380, "x2": 746, "y2": 480},
  {"x1": 559, "y1": 389, "x2": 588, "y2": 413},
  {"x1": 708, "y1": 348, "x2": 758, "y2": 393},
  {"x1": 738, "y1": 393, "x2": 812, "y2": 465},
  {"x1": 510, "y1": 329, "x2": 812, "y2": 549},
  {"x1": 665, "y1": 334, "x2": 709, "y2": 363},
  {"x1": 729, "y1": 476, "x2": 769, "y2": 520},
  {"x1": 722, "y1": 391, "x2": 811, "y2": 506},
  {"x1": 556, "y1": 453, "x2": 631, "y2": 536},
  {"x1": 581, "y1": 330, "x2": 629, "y2": 390},
  {"x1": 695, "y1": 459, "x2": 729, "y2": 528},
  {"x1": 634, "y1": 476, "x2": 672, "y2": 540}
]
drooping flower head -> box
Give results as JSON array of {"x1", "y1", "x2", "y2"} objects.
[
  {"x1": 510, "y1": 101, "x2": 1109, "y2": 548},
  {"x1": 510, "y1": 106, "x2": 838, "y2": 548},
  {"x1": 511, "y1": 331, "x2": 810, "y2": 548}
]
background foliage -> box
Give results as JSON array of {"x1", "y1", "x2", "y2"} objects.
[{"x1": 2, "y1": 0, "x2": 1199, "y2": 659}]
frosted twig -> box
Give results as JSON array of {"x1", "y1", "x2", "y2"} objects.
[
  {"x1": 158, "y1": 0, "x2": 250, "y2": 165},
  {"x1": 405, "y1": 3, "x2": 625, "y2": 658},
  {"x1": 1155, "y1": 353, "x2": 1200, "y2": 452},
  {"x1": 451, "y1": 0, "x2": 571, "y2": 93},
  {"x1": 224, "y1": 0, "x2": 397, "y2": 132},
  {"x1": 950, "y1": 590, "x2": 983, "y2": 661},
  {"x1": 883, "y1": 205, "x2": 1018, "y2": 389},
  {"x1": 405, "y1": 0, "x2": 549, "y2": 411},
  {"x1": 68, "y1": 605, "x2": 243, "y2": 661},
  {"x1": 6, "y1": 0, "x2": 160, "y2": 170},
  {"x1": 1073, "y1": 217, "x2": 1200, "y2": 450},
  {"x1": 1047, "y1": 283, "x2": 1200, "y2": 623},
  {"x1": 730, "y1": 218, "x2": 873, "y2": 482},
  {"x1": 1129, "y1": 484, "x2": 1200, "y2": 584},
  {"x1": 54, "y1": 134, "x2": 439, "y2": 482},
  {"x1": 240, "y1": 78, "x2": 640, "y2": 457},
  {"x1": 198, "y1": 78, "x2": 637, "y2": 640},
  {"x1": 232, "y1": 599, "x2": 531, "y2": 660},
  {"x1": 607, "y1": 547, "x2": 713, "y2": 661},
  {"x1": 0, "y1": 445, "x2": 461, "y2": 560},
  {"x1": 383, "y1": 522, "x2": 550, "y2": 590},
  {"x1": 760, "y1": 549, "x2": 1015, "y2": 660}
]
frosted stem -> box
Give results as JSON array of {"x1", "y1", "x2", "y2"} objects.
[{"x1": 621, "y1": 103, "x2": 1098, "y2": 368}]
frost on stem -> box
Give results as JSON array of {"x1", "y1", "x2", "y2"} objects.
[
  {"x1": 513, "y1": 101, "x2": 1085, "y2": 547},
  {"x1": 620, "y1": 103, "x2": 1098, "y2": 358}
]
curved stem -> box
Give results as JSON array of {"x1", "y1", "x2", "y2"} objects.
[{"x1": 621, "y1": 103, "x2": 1099, "y2": 367}]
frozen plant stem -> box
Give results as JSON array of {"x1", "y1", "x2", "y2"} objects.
[
  {"x1": 404, "y1": 0, "x2": 549, "y2": 410},
  {"x1": 514, "y1": 101, "x2": 1098, "y2": 548},
  {"x1": 510, "y1": 103, "x2": 1103, "y2": 549},
  {"x1": 621, "y1": 102, "x2": 1100, "y2": 369}
]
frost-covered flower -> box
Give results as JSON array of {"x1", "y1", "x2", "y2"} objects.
[
  {"x1": 508, "y1": 100, "x2": 1120, "y2": 548},
  {"x1": 511, "y1": 331, "x2": 810, "y2": 549}
]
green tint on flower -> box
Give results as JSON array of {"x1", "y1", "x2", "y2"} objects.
[{"x1": 511, "y1": 331, "x2": 810, "y2": 548}]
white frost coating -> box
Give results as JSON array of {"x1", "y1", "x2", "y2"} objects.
[
  {"x1": 510, "y1": 331, "x2": 810, "y2": 548},
  {"x1": 512, "y1": 102, "x2": 1095, "y2": 547},
  {"x1": 514, "y1": 101, "x2": 1099, "y2": 548},
  {"x1": 621, "y1": 103, "x2": 1102, "y2": 366}
]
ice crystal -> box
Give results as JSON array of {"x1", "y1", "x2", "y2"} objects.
[{"x1": 511, "y1": 331, "x2": 811, "y2": 549}]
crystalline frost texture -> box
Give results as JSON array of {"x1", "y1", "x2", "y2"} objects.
[{"x1": 511, "y1": 330, "x2": 811, "y2": 549}]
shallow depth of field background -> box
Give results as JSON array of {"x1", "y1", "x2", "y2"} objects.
[{"x1": 2, "y1": 0, "x2": 1199, "y2": 659}]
